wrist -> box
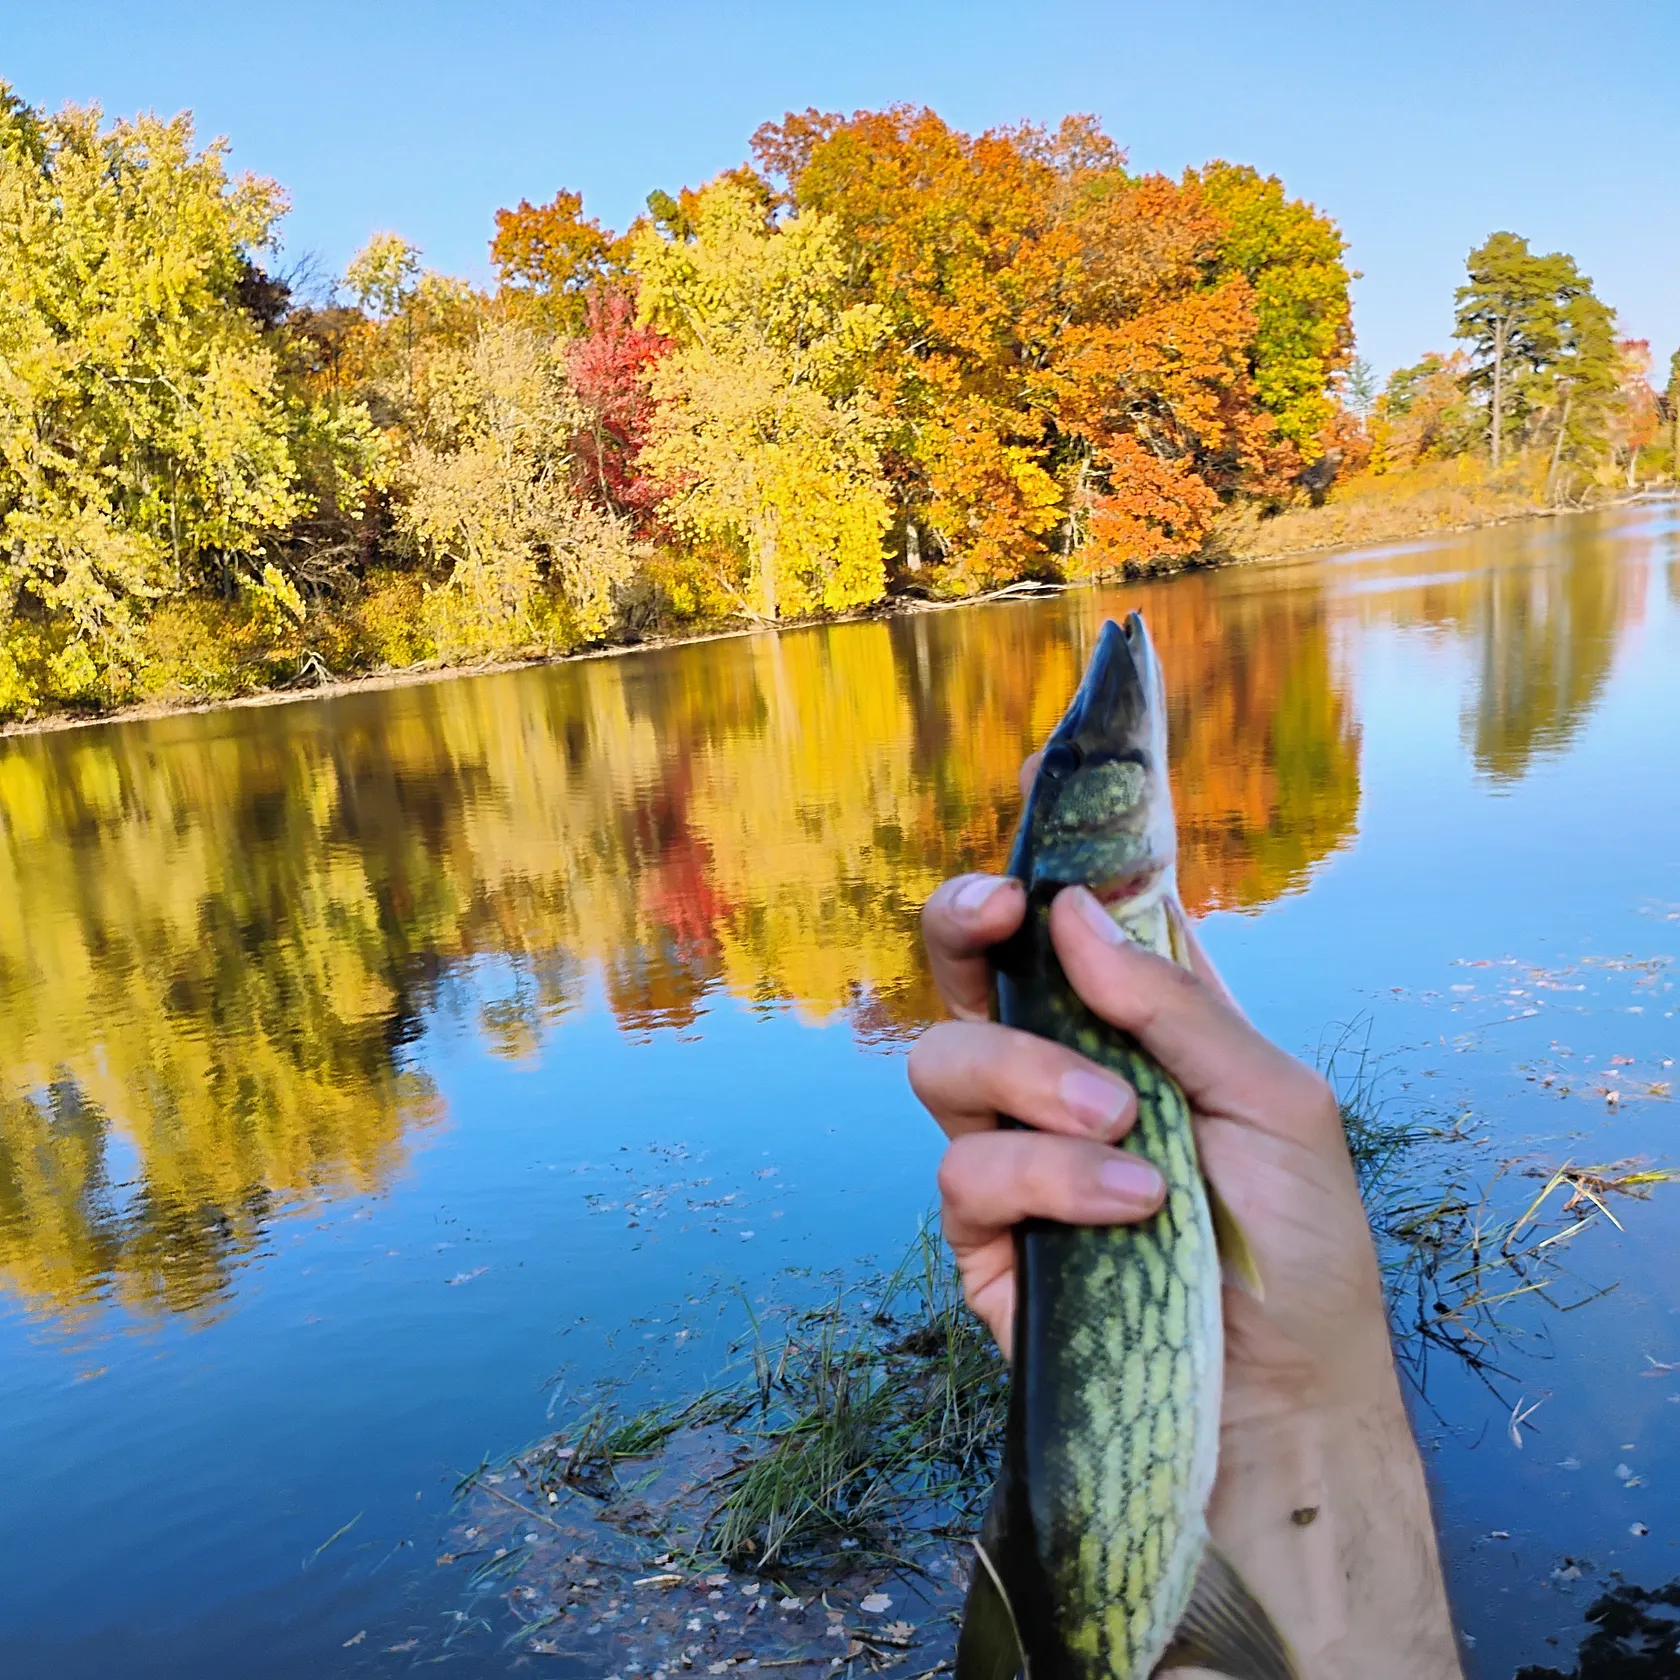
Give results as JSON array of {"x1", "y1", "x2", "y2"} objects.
[{"x1": 1210, "y1": 1357, "x2": 1461, "y2": 1678}]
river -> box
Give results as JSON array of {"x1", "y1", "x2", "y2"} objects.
[{"x1": 2, "y1": 502, "x2": 1677, "y2": 1678}]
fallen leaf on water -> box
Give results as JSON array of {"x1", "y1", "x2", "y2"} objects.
[
  {"x1": 1631, "y1": 1522, "x2": 1649, "y2": 1537},
  {"x1": 860, "y1": 1592, "x2": 892, "y2": 1614},
  {"x1": 342, "y1": 1631, "x2": 366, "y2": 1647},
  {"x1": 1509, "y1": 1395, "x2": 1545, "y2": 1448},
  {"x1": 386, "y1": 1640, "x2": 420, "y2": 1654}
]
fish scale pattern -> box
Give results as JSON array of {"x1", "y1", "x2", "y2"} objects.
[{"x1": 1009, "y1": 990, "x2": 1222, "y2": 1678}]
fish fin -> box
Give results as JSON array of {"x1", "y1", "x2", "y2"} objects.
[
  {"x1": 1207, "y1": 1179, "x2": 1265, "y2": 1301},
  {"x1": 1154, "y1": 1544, "x2": 1296, "y2": 1680},
  {"x1": 955, "y1": 1501, "x2": 1028, "y2": 1680},
  {"x1": 1165, "y1": 894, "x2": 1195, "y2": 970}
]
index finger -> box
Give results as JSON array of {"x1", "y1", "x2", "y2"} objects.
[{"x1": 920, "y1": 873, "x2": 1025, "y2": 1022}]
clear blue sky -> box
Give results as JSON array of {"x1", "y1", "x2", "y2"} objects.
[{"x1": 6, "y1": 0, "x2": 1677, "y2": 378}]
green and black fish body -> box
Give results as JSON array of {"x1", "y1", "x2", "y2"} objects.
[{"x1": 955, "y1": 615, "x2": 1294, "y2": 1680}]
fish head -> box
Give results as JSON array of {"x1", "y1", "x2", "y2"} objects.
[{"x1": 1012, "y1": 613, "x2": 1177, "y2": 905}]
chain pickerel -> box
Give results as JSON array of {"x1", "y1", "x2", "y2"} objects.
[{"x1": 955, "y1": 614, "x2": 1294, "y2": 1680}]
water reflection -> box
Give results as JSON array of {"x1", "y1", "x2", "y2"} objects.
[
  {"x1": 1337, "y1": 518, "x2": 1654, "y2": 783},
  {"x1": 0, "y1": 507, "x2": 1662, "y2": 1322}
]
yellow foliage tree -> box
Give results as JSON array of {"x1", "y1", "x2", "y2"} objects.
[
  {"x1": 632, "y1": 182, "x2": 891, "y2": 619},
  {"x1": 0, "y1": 86, "x2": 378, "y2": 712},
  {"x1": 397, "y1": 322, "x2": 643, "y2": 659}
]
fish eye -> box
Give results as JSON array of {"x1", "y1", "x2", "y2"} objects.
[{"x1": 1041, "y1": 744, "x2": 1080, "y2": 781}]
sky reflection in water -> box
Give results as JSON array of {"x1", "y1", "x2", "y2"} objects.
[{"x1": 1, "y1": 503, "x2": 1677, "y2": 1677}]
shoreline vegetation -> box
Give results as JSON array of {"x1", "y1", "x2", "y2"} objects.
[
  {"x1": 4, "y1": 84, "x2": 1676, "y2": 734},
  {"x1": 0, "y1": 478, "x2": 1667, "y2": 741}
]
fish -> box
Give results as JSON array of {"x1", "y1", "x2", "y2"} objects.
[{"x1": 955, "y1": 613, "x2": 1293, "y2": 1680}]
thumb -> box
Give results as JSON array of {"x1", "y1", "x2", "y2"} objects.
[{"x1": 1048, "y1": 887, "x2": 1332, "y2": 1140}]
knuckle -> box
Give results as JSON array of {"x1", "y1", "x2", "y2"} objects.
[
  {"x1": 905, "y1": 1026, "x2": 947, "y2": 1098},
  {"x1": 1157, "y1": 955, "x2": 1205, "y2": 1003},
  {"x1": 1016, "y1": 1135, "x2": 1071, "y2": 1207},
  {"x1": 919, "y1": 877, "x2": 955, "y2": 925},
  {"x1": 935, "y1": 1136, "x2": 977, "y2": 1204}
]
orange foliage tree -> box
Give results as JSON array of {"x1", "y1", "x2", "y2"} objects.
[
  {"x1": 491, "y1": 189, "x2": 627, "y2": 333},
  {"x1": 750, "y1": 108, "x2": 1352, "y2": 595}
]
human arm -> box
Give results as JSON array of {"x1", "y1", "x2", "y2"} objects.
[{"x1": 908, "y1": 871, "x2": 1462, "y2": 1679}]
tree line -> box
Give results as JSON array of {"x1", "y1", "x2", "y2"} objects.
[
  {"x1": 1366, "y1": 232, "x2": 1676, "y2": 494},
  {"x1": 0, "y1": 85, "x2": 1673, "y2": 720}
]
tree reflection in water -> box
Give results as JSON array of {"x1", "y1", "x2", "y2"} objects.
[{"x1": 0, "y1": 511, "x2": 1654, "y2": 1323}]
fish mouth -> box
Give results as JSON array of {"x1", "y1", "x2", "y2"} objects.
[
  {"x1": 1088, "y1": 865, "x2": 1165, "y2": 907},
  {"x1": 1042, "y1": 614, "x2": 1162, "y2": 777},
  {"x1": 1026, "y1": 613, "x2": 1177, "y2": 883}
]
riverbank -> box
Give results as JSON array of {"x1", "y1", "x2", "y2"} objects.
[{"x1": 4, "y1": 479, "x2": 1671, "y2": 741}]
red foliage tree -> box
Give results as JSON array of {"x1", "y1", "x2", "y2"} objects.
[{"x1": 563, "y1": 290, "x2": 671, "y2": 531}]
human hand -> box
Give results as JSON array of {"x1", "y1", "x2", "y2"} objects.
[
  {"x1": 909, "y1": 863, "x2": 1389, "y2": 1428},
  {"x1": 907, "y1": 764, "x2": 1460, "y2": 1676}
]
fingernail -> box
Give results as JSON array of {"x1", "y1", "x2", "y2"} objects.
[
  {"x1": 953, "y1": 875, "x2": 1010, "y2": 917},
  {"x1": 1068, "y1": 885, "x2": 1126, "y2": 945},
  {"x1": 1098, "y1": 1154, "x2": 1163, "y2": 1205},
  {"x1": 1059, "y1": 1068, "x2": 1131, "y2": 1136}
]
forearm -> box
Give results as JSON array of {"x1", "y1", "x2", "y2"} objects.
[{"x1": 1209, "y1": 1356, "x2": 1462, "y2": 1679}]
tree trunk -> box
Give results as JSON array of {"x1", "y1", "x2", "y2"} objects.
[
  {"x1": 904, "y1": 520, "x2": 921, "y2": 573},
  {"x1": 757, "y1": 510, "x2": 779, "y2": 621},
  {"x1": 1546, "y1": 393, "x2": 1572, "y2": 504},
  {"x1": 1491, "y1": 316, "x2": 1507, "y2": 470}
]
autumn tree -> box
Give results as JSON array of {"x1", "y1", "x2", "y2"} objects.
[
  {"x1": 631, "y1": 180, "x2": 891, "y2": 619},
  {"x1": 564, "y1": 290, "x2": 671, "y2": 530},
  {"x1": 1191, "y1": 162, "x2": 1354, "y2": 457},
  {"x1": 1049, "y1": 171, "x2": 1271, "y2": 571},
  {"x1": 1606, "y1": 340, "x2": 1660, "y2": 486},
  {"x1": 752, "y1": 108, "x2": 1353, "y2": 591},
  {"x1": 397, "y1": 322, "x2": 642, "y2": 658},
  {"x1": 0, "y1": 86, "x2": 379, "y2": 710},
  {"x1": 490, "y1": 190, "x2": 624, "y2": 333},
  {"x1": 752, "y1": 107, "x2": 1080, "y2": 591},
  {"x1": 1372, "y1": 351, "x2": 1479, "y2": 468}
]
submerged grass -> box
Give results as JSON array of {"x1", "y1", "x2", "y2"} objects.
[
  {"x1": 708, "y1": 1222, "x2": 1005, "y2": 1569},
  {"x1": 1319, "y1": 1019, "x2": 1677, "y2": 1401},
  {"x1": 482, "y1": 1051, "x2": 1673, "y2": 1573},
  {"x1": 476, "y1": 1222, "x2": 1007, "y2": 1578}
]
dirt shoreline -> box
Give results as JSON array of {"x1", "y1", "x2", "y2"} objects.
[{"x1": 5, "y1": 489, "x2": 1673, "y2": 741}]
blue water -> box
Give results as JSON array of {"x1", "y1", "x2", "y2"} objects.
[{"x1": 2, "y1": 501, "x2": 1677, "y2": 1676}]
